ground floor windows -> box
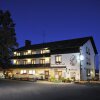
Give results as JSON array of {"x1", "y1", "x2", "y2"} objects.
[
  {"x1": 29, "y1": 70, "x2": 35, "y2": 75},
  {"x1": 40, "y1": 59, "x2": 45, "y2": 64},
  {"x1": 7, "y1": 68, "x2": 95, "y2": 81},
  {"x1": 20, "y1": 70, "x2": 27, "y2": 74}
]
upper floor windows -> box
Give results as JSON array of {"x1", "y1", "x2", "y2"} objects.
[
  {"x1": 24, "y1": 51, "x2": 28, "y2": 55},
  {"x1": 13, "y1": 60, "x2": 20, "y2": 65},
  {"x1": 31, "y1": 59, "x2": 36, "y2": 64},
  {"x1": 55, "y1": 55, "x2": 62, "y2": 64},
  {"x1": 14, "y1": 48, "x2": 50, "y2": 56},
  {"x1": 41, "y1": 48, "x2": 50, "y2": 54},
  {"x1": 13, "y1": 52, "x2": 20, "y2": 56},
  {"x1": 40, "y1": 59, "x2": 45, "y2": 64},
  {"x1": 23, "y1": 60, "x2": 28, "y2": 64}
]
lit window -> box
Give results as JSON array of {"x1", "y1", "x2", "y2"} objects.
[
  {"x1": 23, "y1": 60, "x2": 27, "y2": 64},
  {"x1": 16, "y1": 52, "x2": 20, "y2": 56},
  {"x1": 41, "y1": 48, "x2": 50, "y2": 54},
  {"x1": 24, "y1": 51, "x2": 28, "y2": 55},
  {"x1": 20, "y1": 70, "x2": 23, "y2": 74},
  {"x1": 27, "y1": 50, "x2": 31, "y2": 54},
  {"x1": 31, "y1": 50, "x2": 36, "y2": 54},
  {"x1": 55, "y1": 55, "x2": 62, "y2": 64},
  {"x1": 29, "y1": 70, "x2": 35, "y2": 75},
  {"x1": 20, "y1": 70, "x2": 27, "y2": 74},
  {"x1": 31, "y1": 59, "x2": 36, "y2": 64},
  {"x1": 40, "y1": 59, "x2": 45, "y2": 64},
  {"x1": 15, "y1": 60, "x2": 20, "y2": 65}
]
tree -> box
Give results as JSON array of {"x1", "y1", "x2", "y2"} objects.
[{"x1": 0, "y1": 10, "x2": 18, "y2": 68}]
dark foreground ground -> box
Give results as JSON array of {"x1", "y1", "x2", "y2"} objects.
[{"x1": 0, "y1": 79, "x2": 100, "y2": 100}]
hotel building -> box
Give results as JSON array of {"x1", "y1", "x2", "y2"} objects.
[{"x1": 8, "y1": 36, "x2": 97, "y2": 81}]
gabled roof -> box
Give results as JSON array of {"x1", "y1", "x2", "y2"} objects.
[{"x1": 15, "y1": 36, "x2": 98, "y2": 54}]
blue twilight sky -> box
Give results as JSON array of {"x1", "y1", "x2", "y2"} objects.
[{"x1": 0, "y1": 0, "x2": 100, "y2": 53}]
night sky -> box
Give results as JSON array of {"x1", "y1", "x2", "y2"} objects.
[{"x1": 0, "y1": 0, "x2": 100, "y2": 53}]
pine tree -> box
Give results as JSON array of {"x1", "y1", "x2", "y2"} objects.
[{"x1": 0, "y1": 10, "x2": 18, "y2": 68}]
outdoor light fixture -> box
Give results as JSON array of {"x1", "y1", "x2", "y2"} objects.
[
  {"x1": 14, "y1": 52, "x2": 17, "y2": 55},
  {"x1": 80, "y1": 55, "x2": 84, "y2": 61}
]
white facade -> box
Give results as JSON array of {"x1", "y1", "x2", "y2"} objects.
[
  {"x1": 50, "y1": 53, "x2": 80, "y2": 80},
  {"x1": 80, "y1": 40, "x2": 95, "y2": 80}
]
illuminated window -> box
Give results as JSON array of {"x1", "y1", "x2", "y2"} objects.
[
  {"x1": 31, "y1": 50, "x2": 36, "y2": 54},
  {"x1": 23, "y1": 60, "x2": 27, "y2": 64},
  {"x1": 20, "y1": 70, "x2": 27, "y2": 74},
  {"x1": 27, "y1": 50, "x2": 31, "y2": 54},
  {"x1": 41, "y1": 48, "x2": 50, "y2": 54},
  {"x1": 31, "y1": 59, "x2": 36, "y2": 64},
  {"x1": 40, "y1": 59, "x2": 45, "y2": 64},
  {"x1": 55, "y1": 55, "x2": 62, "y2": 64},
  {"x1": 16, "y1": 52, "x2": 20, "y2": 56},
  {"x1": 24, "y1": 51, "x2": 28, "y2": 55},
  {"x1": 29, "y1": 70, "x2": 35, "y2": 75},
  {"x1": 15, "y1": 60, "x2": 20, "y2": 65}
]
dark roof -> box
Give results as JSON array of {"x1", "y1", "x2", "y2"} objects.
[{"x1": 15, "y1": 36, "x2": 98, "y2": 54}]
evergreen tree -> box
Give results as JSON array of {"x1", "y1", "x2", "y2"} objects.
[{"x1": 0, "y1": 10, "x2": 18, "y2": 68}]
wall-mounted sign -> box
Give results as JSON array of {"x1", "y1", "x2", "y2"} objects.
[{"x1": 70, "y1": 55, "x2": 77, "y2": 66}]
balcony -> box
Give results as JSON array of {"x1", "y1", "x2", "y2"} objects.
[
  {"x1": 10, "y1": 63, "x2": 50, "y2": 68},
  {"x1": 11, "y1": 53, "x2": 51, "y2": 59}
]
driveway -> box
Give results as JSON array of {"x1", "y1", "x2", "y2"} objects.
[{"x1": 0, "y1": 79, "x2": 100, "y2": 100}]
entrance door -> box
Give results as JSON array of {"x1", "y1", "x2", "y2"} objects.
[
  {"x1": 58, "y1": 71, "x2": 62, "y2": 79},
  {"x1": 45, "y1": 71, "x2": 49, "y2": 79}
]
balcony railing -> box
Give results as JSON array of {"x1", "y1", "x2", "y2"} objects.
[
  {"x1": 11, "y1": 53, "x2": 50, "y2": 59},
  {"x1": 10, "y1": 63, "x2": 50, "y2": 68}
]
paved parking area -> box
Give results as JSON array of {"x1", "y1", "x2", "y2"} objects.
[{"x1": 0, "y1": 79, "x2": 100, "y2": 100}]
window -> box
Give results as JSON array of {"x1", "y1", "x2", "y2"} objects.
[
  {"x1": 55, "y1": 55, "x2": 62, "y2": 64},
  {"x1": 86, "y1": 57, "x2": 91, "y2": 65},
  {"x1": 31, "y1": 50, "x2": 36, "y2": 54},
  {"x1": 16, "y1": 52, "x2": 20, "y2": 56},
  {"x1": 23, "y1": 60, "x2": 27, "y2": 64},
  {"x1": 41, "y1": 48, "x2": 50, "y2": 54},
  {"x1": 40, "y1": 59, "x2": 45, "y2": 64},
  {"x1": 16, "y1": 60, "x2": 20, "y2": 65},
  {"x1": 29, "y1": 70, "x2": 35, "y2": 75},
  {"x1": 24, "y1": 51, "x2": 28, "y2": 55},
  {"x1": 86, "y1": 47, "x2": 90, "y2": 55},
  {"x1": 86, "y1": 69, "x2": 91, "y2": 77},
  {"x1": 27, "y1": 50, "x2": 31, "y2": 54},
  {"x1": 31, "y1": 59, "x2": 36, "y2": 64},
  {"x1": 20, "y1": 70, "x2": 27, "y2": 74}
]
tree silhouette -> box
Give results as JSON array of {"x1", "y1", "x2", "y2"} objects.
[{"x1": 0, "y1": 10, "x2": 18, "y2": 68}]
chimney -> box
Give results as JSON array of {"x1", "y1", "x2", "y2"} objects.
[{"x1": 25, "y1": 40, "x2": 31, "y2": 46}]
